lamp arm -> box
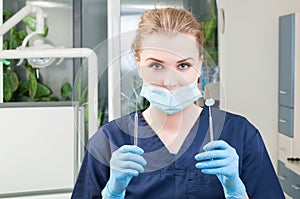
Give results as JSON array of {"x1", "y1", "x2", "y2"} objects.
[
  {"x1": 32, "y1": 6, "x2": 44, "y2": 34},
  {"x1": 0, "y1": 5, "x2": 45, "y2": 37}
]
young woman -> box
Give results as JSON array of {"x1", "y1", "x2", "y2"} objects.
[{"x1": 71, "y1": 7, "x2": 284, "y2": 199}]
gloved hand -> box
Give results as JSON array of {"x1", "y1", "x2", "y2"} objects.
[
  {"x1": 194, "y1": 140, "x2": 246, "y2": 199},
  {"x1": 102, "y1": 145, "x2": 147, "y2": 199}
]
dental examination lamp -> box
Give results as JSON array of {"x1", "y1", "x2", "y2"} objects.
[
  {"x1": 0, "y1": 6, "x2": 99, "y2": 137},
  {"x1": 0, "y1": 5, "x2": 64, "y2": 67}
]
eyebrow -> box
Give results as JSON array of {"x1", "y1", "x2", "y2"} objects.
[{"x1": 145, "y1": 57, "x2": 194, "y2": 63}]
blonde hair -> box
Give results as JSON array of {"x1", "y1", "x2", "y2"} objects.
[{"x1": 132, "y1": 7, "x2": 203, "y2": 58}]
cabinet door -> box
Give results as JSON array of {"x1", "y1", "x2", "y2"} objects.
[
  {"x1": 291, "y1": 170, "x2": 300, "y2": 199},
  {"x1": 279, "y1": 14, "x2": 295, "y2": 108},
  {"x1": 279, "y1": 106, "x2": 294, "y2": 138},
  {"x1": 278, "y1": 161, "x2": 292, "y2": 196},
  {"x1": 0, "y1": 106, "x2": 76, "y2": 196}
]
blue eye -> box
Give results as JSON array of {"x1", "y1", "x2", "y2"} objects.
[
  {"x1": 178, "y1": 63, "x2": 191, "y2": 70},
  {"x1": 150, "y1": 63, "x2": 163, "y2": 70}
]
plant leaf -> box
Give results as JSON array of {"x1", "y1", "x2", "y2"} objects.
[
  {"x1": 204, "y1": 17, "x2": 217, "y2": 45},
  {"x1": 3, "y1": 74, "x2": 13, "y2": 101},
  {"x1": 3, "y1": 40, "x2": 9, "y2": 50},
  {"x1": 77, "y1": 67, "x2": 83, "y2": 104},
  {"x1": 80, "y1": 87, "x2": 88, "y2": 105},
  {"x1": 36, "y1": 97, "x2": 59, "y2": 102},
  {"x1": 28, "y1": 70, "x2": 38, "y2": 99},
  {"x1": 7, "y1": 71, "x2": 19, "y2": 92},
  {"x1": 98, "y1": 98, "x2": 108, "y2": 127},
  {"x1": 35, "y1": 83, "x2": 52, "y2": 98},
  {"x1": 22, "y1": 15, "x2": 36, "y2": 31},
  {"x1": 84, "y1": 104, "x2": 89, "y2": 125},
  {"x1": 18, "y1": 80, "x2": 29, "y2": 96},
  {"x1": 9, "y1": 27, "x2": 22, "y2": 49},
  {"x1": 43, "y1": 26, "x2": 49, "y2": 37},
  {"x1": 18, "y1": 30, "x2": 27, "y2": 41},
  {"x1": 60, "y1": 82, "x2": 72, "y2": 100},
  {"x1": 3, "y1": 10, "x2": 12, "y2": 22}
]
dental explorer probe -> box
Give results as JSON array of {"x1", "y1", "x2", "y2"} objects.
[{"x1": 205, "y1": 98, "x2": 215, "y2": 142}]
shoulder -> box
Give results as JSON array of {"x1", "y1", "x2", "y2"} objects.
[
  {"x1": 212, "y1": 108, "x2": 260, "y2": 145},
  {"x1": 101, "y1": 111, "x2": 135, "y2": 136},
  {"x1": 212, "y1": 107, "x2": 256, "y2": 130},
  {"x1": 212, "y1": 109, "x2": 269, "y2": 163},
  {"x1": 85, "y1": 112, "x2": 136, "y2": 163},
  {"x1": 89, "y1": 111, "x2": 136, "y2": 147},
  {"x1": 226, "y1": 110, "x2": 258, "y2": 134}
]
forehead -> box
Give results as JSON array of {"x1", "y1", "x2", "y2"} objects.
[{"x1": 140, "y1": 33, "x2": 199, "y2": 59}]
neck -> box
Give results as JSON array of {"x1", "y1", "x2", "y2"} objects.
[{"x1": 142, "y1": 104, "x2": 201, "y2": 132}]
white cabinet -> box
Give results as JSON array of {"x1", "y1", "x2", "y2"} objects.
[
  {"x1": 1, "y1": 193, "x2": 71, "y2": 199},
  {"x1": 0, "y1": 103, "x2": 81, "y2": 198},
  {"x1": 278, "y1": 13, "x2": 300, "y2": 199}
]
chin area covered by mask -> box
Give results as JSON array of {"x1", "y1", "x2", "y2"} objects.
[{"x1": 140, "y1": 80, "x2": 202, "y2": 114}]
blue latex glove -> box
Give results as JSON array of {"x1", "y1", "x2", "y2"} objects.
[
  {"x1": 195, "y1": 140, "x2": 246, "y2": 199},
  {"x1": 102, "y1": 145, "x2": 147, "y2": 199}
]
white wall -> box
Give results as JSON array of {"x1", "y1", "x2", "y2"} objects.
[{"x1": 219, "y1": 0, "x2": 300, "y2": 167}]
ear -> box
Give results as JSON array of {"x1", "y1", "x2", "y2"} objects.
[
  {"x1": 198, "y1": 76, "x2": 202, "y2": 90},
  {"x1": 199, "y1": 55, "x2": 204, "y2": 64},
  {"x1": 135, "y1": 56, "x2": 140, "y2": 67}
]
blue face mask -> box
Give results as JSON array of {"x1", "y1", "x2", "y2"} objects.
[{"x1": 140, "y1": 80, "x2": 202, "y2": 114}]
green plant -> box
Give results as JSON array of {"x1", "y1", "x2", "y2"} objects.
[
  {"x1": 200, "y1": 15, "x2": 218, "y2": 66},
  {"x1": 76, "y1": 66, "x2": 108, "y2": 129},
  {"x1": 2, "y1": 10, "x2": 67, "y2": 102},
  {"x1": 60, "y1": 82, "x2": 72, "y2": 100}
]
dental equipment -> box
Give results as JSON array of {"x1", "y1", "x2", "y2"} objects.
[
  {"x1": 0, "y1": 5, "x2": 63, "y2": 102},
  {"x1": 205, "y1": 98, "x2": 215, "y2": 142},
  {"x1": 0, "y1": 5, "x2": 64, "y2": 68},
  {"x1": 134, "y1": 104, "x2": 138, "y2": 146},
  {"x1": 21, "y1": 38, "x2": 64, "y2": 68},
  {"x1": 0, "y1": 5, "x2": 45, "y2": 66}
]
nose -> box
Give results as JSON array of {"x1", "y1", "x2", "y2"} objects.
[{"x1": 162, "y1": 69, "x2": 179, "y2": 90}]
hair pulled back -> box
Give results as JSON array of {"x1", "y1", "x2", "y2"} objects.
[{"x1": 132, "y1": 7, "x2": 203, "y2": 58}]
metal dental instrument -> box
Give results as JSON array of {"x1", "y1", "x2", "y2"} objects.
[
  {"x1": 134, "y1": 105, "x2": 138, "y2": 146},
  {"x1": 205, "y1": 98, "x2": 215, "y2": 142}
]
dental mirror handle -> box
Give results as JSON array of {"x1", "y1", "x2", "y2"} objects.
[
  {"x1": 209, "y1": 108, "x2": 214, "y2": 142},
  {"x1": 134, "y1": 111, "x2": 138, "y2": 146},
  {"x1": 205, "y1": 98, "x2": 215, "y2": 142}
]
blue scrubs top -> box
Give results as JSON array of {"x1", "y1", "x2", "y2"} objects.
[{"x1": 71, "y1": 106, "x2": 284, "y2": 199}]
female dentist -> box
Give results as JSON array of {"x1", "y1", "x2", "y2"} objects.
[{"x1": 71, "y1": 7, "x2": 284, "y2": 199}]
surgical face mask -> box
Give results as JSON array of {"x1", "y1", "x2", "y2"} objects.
[{"x1": 140, "y1": 79, "x2": 202, "y2": 114}]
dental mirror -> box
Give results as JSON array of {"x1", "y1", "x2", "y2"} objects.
[{"x1": 205, "y1": 98, "x2": 215, "y2": 107}]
